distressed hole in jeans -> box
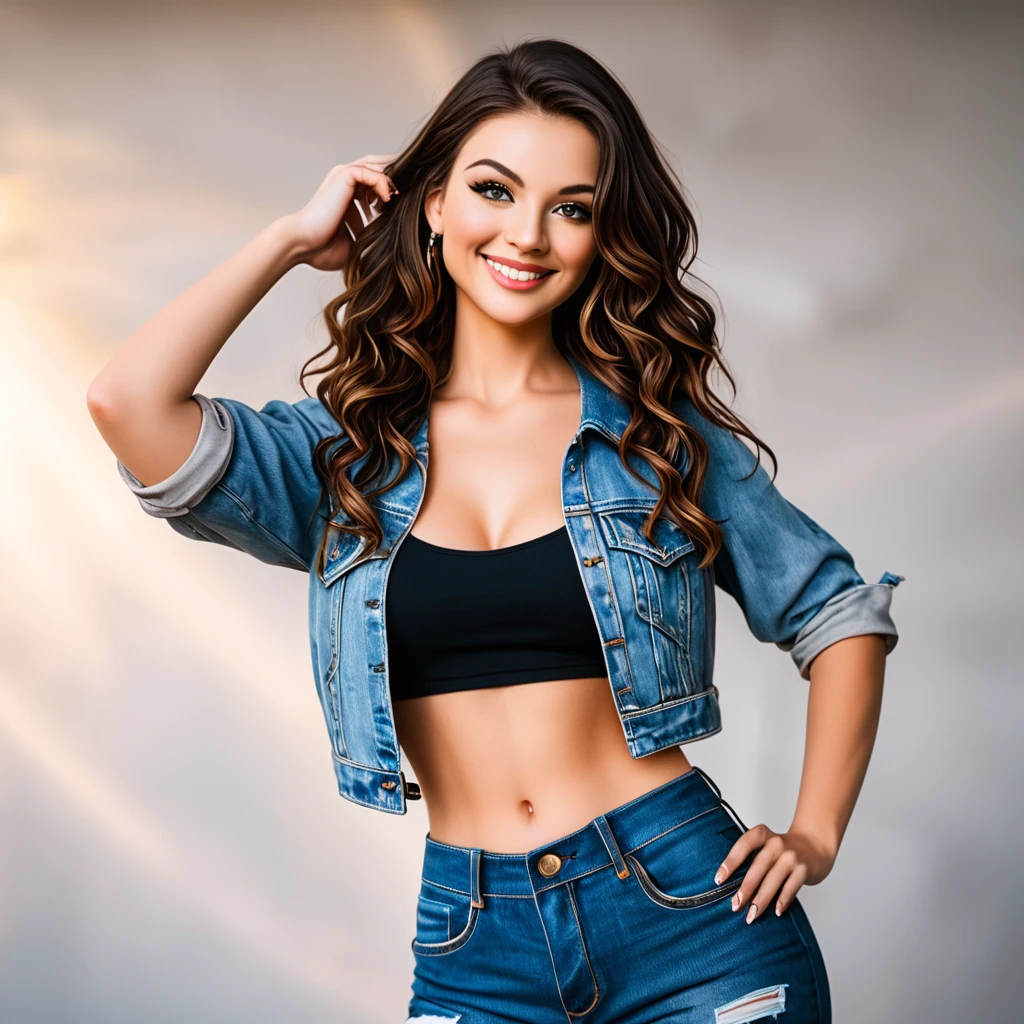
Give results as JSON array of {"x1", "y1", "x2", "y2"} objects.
[{"x1": 713, "y1": 983, "x2": 788, "y2": 1024}]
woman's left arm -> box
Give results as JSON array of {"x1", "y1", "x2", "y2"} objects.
[{"x1": 714, "y1": 632, "x2": 888, "y2": 922}]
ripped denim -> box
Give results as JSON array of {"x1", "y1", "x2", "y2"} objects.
[{"x1": 405, "y1": 766, "x2": 830, "y2": 1024}]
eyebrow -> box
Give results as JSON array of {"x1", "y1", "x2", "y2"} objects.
[{"x1": 463, "y1": 158, "x2": 595, "y2": 196}]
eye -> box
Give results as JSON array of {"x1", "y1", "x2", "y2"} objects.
[
  {"x1": 556, "y1": 202, "x2": 593, "y2": 223},
  {"x1": 470, "y1": 180, "x2": 512, "y2": 203},
  {"x1": 469, "y1": 181, "x2": 593, "y2": 223}
]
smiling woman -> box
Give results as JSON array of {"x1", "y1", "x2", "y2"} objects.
[{"x1": 89, "y1": 35, "x2": 901, "y2": 1024}]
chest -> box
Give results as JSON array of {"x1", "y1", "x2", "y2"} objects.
[{"x1": 410, "y1": 390, "x2": 582, "y2": 550}]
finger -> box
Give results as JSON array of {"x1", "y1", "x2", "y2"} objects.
[
  {"x1": 732, "y1": 835, "x2": 783, "y2": 913},
  {"x1": 346, "y1": 164, "x2": 396, "y2": 205},
  {"x1": 746, "y1": 853, "x2": 796, "y2": 924},
  {"x1": 715, "y1": 824, "x2": 771, "y2": 884},
  {"x1": 774, "y1": 863, "x2": 808, "y2": 917}
]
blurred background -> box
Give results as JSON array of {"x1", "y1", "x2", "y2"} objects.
[{"x1": 1, "y1": 2, "x2": 1021, "y2": 1021}]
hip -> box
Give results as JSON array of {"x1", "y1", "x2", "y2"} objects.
[{"x1": 407, "y1": 765, "x2": 831, "y2": 1024}]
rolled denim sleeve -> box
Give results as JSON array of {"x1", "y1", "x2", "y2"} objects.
[
  {"x1": 675, "y1": 398, "x2": 903, "y2": 679},
  {"x1": 117, "y1": 394, "x2": 234, "y2": 517},
  {"x1": 116, "y1": 393, "x2": 339, "y2": 572}
]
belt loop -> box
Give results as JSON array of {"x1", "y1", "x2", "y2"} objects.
[
  {"x1": 692, "y1": 765, "x2": 749, "y2": 832},
  {"x1": 690, "y1": 764, "x2": 721, "y2": 800},
  {"x1": 594, "y1": 814, "x2": 631, "y2": 880},
  {"x1": 470, "y1": 848, "x2": 485, "y2": 909},
  {"x1": 720, "y1": 797, "x2": 750, "y2": 832}
]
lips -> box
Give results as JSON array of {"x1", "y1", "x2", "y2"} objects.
[
  {"x1": 480, "y1": 254, "x2": 555, "y2": 291},
  {"x1": 480, "y1": 252, "x2": 555, "y2": 275}
]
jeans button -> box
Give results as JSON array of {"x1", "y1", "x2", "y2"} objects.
[{"x1": 537, "y1": 853, "x2": 562, "y2": 877}]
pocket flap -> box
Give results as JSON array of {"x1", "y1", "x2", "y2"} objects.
[{"x1": 597, "y1": 507, "x2": 694, "y2": 566}]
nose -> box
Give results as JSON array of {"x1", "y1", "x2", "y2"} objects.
[{"x1": 503, "y1": 202, "x2": 548, "y2": 255}]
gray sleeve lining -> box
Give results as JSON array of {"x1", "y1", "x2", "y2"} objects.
[
  {"x1": 776, "y1": 579, "x2": 900, "y2": 680},
  {"x1": 115, "y1": 394, "x2": 234, "y2": 518}
]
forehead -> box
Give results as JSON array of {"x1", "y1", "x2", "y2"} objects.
[{"x1": 457, "y1": 112, "x2": 599, "y2": 182}]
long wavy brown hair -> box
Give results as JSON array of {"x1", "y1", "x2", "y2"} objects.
[{"x1": 298, "y1": 37, "x2": 777, "y2": 581}]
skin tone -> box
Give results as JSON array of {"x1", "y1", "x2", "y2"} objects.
[{"x1": 88, "y1": 113, "x2": 890, "y2": 925}]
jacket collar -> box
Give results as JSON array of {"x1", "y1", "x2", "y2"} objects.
[{"x1": 411, "y1": 349, "x2": 630, "y2": 453}]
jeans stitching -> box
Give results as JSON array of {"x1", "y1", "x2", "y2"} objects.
[{"x1": 564, "y1": 880, "x2": 600, "y2": 1017}]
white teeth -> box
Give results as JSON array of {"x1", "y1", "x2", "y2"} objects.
[{"x1": 485, "y1": 257, "x2": 547, "y2": 282}]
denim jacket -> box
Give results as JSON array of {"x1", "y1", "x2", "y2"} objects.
[{"x1": 116, "y1": 353, "x2": 902, "y2": 815}]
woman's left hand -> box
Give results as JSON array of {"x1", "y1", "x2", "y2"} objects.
[{"x1": 713, "y1": 825, "x2": 837, "y2": 923}]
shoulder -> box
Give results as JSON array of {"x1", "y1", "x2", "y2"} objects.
[{"x1": 670, "y1": 393, "x2": 760, "y2": 480}]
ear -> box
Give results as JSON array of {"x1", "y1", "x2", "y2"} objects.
[{"x1": 423, "y1": 185, "x2": 445, "y2": 235}]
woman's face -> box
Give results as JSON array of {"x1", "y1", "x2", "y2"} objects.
[{"x1": 424, "y1": 112, "x2": 600, "y2": 326}]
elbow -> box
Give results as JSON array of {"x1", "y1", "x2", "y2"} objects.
[
  {"x1": 780, "y1": 575, "x2": 903, "y2": 681},
  {"x1": 86, "y1": 377, "x2": 128, "y2": 426}
]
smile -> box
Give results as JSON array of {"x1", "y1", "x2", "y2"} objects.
[{"x1": 481, "y1": 254, "x2": 555, "y2": 290}]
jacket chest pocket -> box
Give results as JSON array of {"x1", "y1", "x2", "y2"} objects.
[{"x1": 597, "y1": 506, "x2": 695, "y2": 648}]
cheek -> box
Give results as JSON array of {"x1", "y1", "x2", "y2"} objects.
[
  {"x1": 446, "y1": 203, "x2": 499, "y2": 250},
  {"x1": 559, "y1": 234, "x2": 599, "y2": 282}
]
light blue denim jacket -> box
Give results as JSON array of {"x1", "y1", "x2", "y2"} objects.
[{"x1": 116, "y1": 352, "x2": 903, "y2": 814}]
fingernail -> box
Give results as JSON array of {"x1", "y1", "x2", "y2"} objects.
[
  {"x1": 714, "y1": 868, "x2": 724, "y2": 884},
  {"x1": 746, "y1": 903, "x2": 757, "y2": 924},
  {"x1": 775, "y1": 902, "x2": 783, "y2": 916},
  {"x1": 732, "y1": 892, "x2": 741, "y2": 911}
]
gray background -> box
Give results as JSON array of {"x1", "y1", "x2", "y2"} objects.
[{"x1": 1, "y1": 2, "x2": 1021, "y2": 1021}]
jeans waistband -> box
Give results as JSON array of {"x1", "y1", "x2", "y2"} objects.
[{"x1": 420, "y1": 765, "x2": 746, "y2": 902}]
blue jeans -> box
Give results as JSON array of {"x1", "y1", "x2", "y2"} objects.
[{"x1": 406, "y1": 766, "x2": 831, "y2": 1023}]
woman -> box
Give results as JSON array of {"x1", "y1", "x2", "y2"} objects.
[{"x1": 88, "y1": 38, "x2": 902, "y2": 1024}]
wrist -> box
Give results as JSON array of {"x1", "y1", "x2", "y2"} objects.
[
  {"x1": 265, "y1": 215, "x2": 312, "y2": 273},
  {"x1": 788, "y1": 819, "x2": 842, "y2": 861}
]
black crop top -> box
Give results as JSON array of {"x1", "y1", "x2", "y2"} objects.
[{"x1": 385, "y1": 525, "x2": 608, "y2": 700}]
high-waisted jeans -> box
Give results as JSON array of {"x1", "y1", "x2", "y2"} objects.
[{"x1": 405, "y1": 765, "x2": 831, "y2": 1024}]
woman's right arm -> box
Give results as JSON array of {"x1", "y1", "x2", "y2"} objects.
[
  {"x1": 86, "y1": 156, "x2": 397, "y2": 486},
  {"x1": 87, "y1": 156, "x2": 398, "y2": 570},
  {"x1": 86, "y1": 217, "x2": 306, "y2": 486}
]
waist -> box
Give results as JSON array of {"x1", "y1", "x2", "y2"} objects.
[
  {"x1": 392, "y1": 675, "x2": 693, "y2": 849},
  {"x1": 420, "y1": 765, "x2": 732, "y2": 896}
]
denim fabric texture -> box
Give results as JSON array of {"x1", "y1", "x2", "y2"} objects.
[
  {"x1": 405, "y1": 766, "x2": 831, "y2": 1023},
  {"x1": 116, "y1": 350, "x2": 904, "y2": 815}
]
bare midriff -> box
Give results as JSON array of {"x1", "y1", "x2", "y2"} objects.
[{"x1": 392, "y1": 675, "x2": 693, "y2": 854}]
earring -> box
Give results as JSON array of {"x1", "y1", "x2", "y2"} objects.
[{"x1": 425, "y1": 230, "x2": 441, "y2": 270}]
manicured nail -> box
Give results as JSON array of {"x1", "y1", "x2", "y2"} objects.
[
  {"x1": 732, "y1": 891, "x2": 741, "y2": 911},
  {"x1": 715, "y1": 867, "x2": 725, "y2": 884},
  {"x1": 775, "y1": 901, "x2": 783, "y2": 916},
  {"x1": 746, "y1": 903, "x2": 758, "y2": 924}
]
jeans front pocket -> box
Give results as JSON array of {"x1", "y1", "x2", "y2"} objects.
[
  {"x1": 411, "y1": 879, "x2": 481, "y2": 957},
  {"x1": 626, "y1": 805, "x2": 748, "y2": 911}
]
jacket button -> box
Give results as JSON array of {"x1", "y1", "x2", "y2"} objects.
[
  {"x1": 537, "y1": 853, "x2": 563, "y2": 877},
  {"x1": 372, "y1": 662, "x2": 385, "y2": 672},
  {"x1": 365, "y1": 599, "x2": 380, "y2": 608},
  {"x1": 569, "y1": 462, "x2": 577, "y2": 473},
  {"x1": 329, "y1": 547, "x2": 340, "y2": 559},
  {"x1": 380, "y1": 780, "x2": 397, "y2": 790}
]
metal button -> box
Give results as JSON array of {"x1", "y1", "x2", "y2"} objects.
[
  {"x1": 380, "y1": 780, "x2": 396, "y2": 790},
  {"x1": 371, "y1": 662, "x2": 385, "y2": 672},
  {"x1": 537, "y1": 853, "x2": 563, "y2": 877},
  {"x1": 365, "y1": 598, "x2": 380, "y2": 608},
  {"x1": 329, "y1": 546, "x2": 340, "y2": 559},
  {"x1": 569, "y1": 461, "x2": 577, "y2": 473}
]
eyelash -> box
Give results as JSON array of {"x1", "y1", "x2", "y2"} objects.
[{"x1": 469, "y1": 180, "x2": 593, "y2": 223}]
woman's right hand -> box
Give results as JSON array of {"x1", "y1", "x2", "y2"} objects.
[{"x1": 284, "y1": 154, "x2": 399, "y2": 272}]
